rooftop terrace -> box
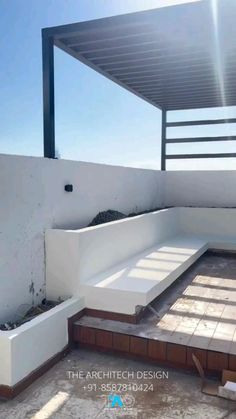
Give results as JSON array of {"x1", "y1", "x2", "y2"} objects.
[{"x1": 1, "y1": 2, "x2": 236, "y2": 414}]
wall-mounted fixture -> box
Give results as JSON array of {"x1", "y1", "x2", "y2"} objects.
[{"x1": 64, "y1": 184, "x2": 73, "y2": 192}]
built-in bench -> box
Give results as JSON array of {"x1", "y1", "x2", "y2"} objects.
[
  {"x1": 81, "y1": 235, "x2": 207, "y2": 314},
  {"x1": 46, "y1": 208, "x2": 236, "y2": 316}
]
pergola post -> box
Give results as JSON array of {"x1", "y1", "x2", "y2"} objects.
[
  {"x1": 42, "y1": 35, "x2": 55, "y2": 158},
  {"x1": 161, "y1": 110, "x2": 167, "y2": 171}
]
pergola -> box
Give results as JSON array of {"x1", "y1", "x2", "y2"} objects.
[{"x1": 42, "y1": 0, "x2": 236, "y2": 170}]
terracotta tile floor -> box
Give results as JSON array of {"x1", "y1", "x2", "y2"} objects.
[{"x1": 78, "y1": 251, "x2": 236, "y2": 355}]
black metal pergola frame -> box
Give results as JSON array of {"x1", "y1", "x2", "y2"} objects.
[{"x1": 42, "y1": 0, "x2": 236, "y2": 170}]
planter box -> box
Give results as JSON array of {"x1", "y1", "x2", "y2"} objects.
[{"x1": 0, "y1": 297, "x2": 84, "y2": 391}]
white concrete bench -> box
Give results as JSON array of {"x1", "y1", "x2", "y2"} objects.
[
  {"x1": 81, "y1": 235, "x2": 208, "y2": 314},
  {"x1": 46, "y1": 208, "x2": 179, "y2": 300},
  {"x1": 46, "y1": 207, "x2": 236, "y2": 315}
]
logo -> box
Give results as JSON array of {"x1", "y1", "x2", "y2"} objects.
[
  {"x1": 107, "y1": 394, "x2": 123, "y2": 408},
  {"x1": 106, "y1": 393, "x2": 135, "y2": 410}
]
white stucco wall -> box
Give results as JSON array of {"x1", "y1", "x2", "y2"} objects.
[
  {"x1": 163, "y1": 171, "x2": 236, "y2": 207},
  {"x1": 0, "y1": 153, "x2": 162, "y2": 322},
  {"x1": 178, "y1": 207, "x2": 236, "y2": 240},
  {"x1": 2, "y1": 152, "x2": 236, "y2": 323}
]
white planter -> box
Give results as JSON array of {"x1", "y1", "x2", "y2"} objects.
[{"x1": 0, "y1": 297, "x2": 84, "y2": 387}]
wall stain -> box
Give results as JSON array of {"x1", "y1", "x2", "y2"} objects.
[{"x1": 29, "y1": 281, "x2": 35, "y2": 306}]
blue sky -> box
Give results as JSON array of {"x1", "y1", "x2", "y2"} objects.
[{"x1": 1, "y1": 0, "x2": 236, "y2": 170}]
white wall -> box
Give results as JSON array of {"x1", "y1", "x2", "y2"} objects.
[
  {"x1": 0, "y1": 154, "x2": 161, "y2": 322},
  {"x1": 2, "y1": 152, "x2": 236, "y2": 323},
  {"x1": 179, "y1": 207, "x2": 236, "y2": 240},
  {"x1": 163, "y1": 171, "x2": 236, "y2": 207}
]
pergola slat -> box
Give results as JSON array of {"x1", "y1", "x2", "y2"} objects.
[
  {"x1": 166, "y1": 119, "x2": 236, "y2": 127},
  {"x1": 166, "y1": 136, "x2": 236, "y2": 144},
  {"x1": 166, "y1": 153, "x2": 236, "y2": 159}
]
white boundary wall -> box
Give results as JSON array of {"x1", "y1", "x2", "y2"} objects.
[
  {"x1": 2, "y1": 153, "x2": 236, "y2": 322},
  {"x1": 0, "y1": 154, "x2": 161, "y2": 322},
  {"x1": 179, "y1": 207, "x2": 236, "y2": 238},
  {"x1": 163, "y1": 171, "x2": 236, "y2": 207}
]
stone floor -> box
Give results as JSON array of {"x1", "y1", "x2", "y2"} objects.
[
  {"x1": 0, "y1": 349, "x2": 236, "y2": 419},
  {"x1": 77, "y1": 252, "x2": 236, "y2": 354}
]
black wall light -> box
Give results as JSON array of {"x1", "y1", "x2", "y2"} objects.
[{"x1": 64, "y1": 184, "x2": 73, "y2": 192}]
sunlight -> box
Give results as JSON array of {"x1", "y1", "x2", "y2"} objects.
[
  {"x1": 145, "y1": 251, "x2": 187, "y2": 263},
  {"x1": 32, "y1": 391, "x2": 69, "y2": 419},
  {"x1": 158, "y1": 246, "x2": 194, "y2": 255},
  {"x1": 194, "y1": 275, "x2": 236, "y2": 289},
  {"x1": 135, "y1": 0, "x2": 202, "y2": 10},
  {"x1": 136, "y1": 258, "x2": 180, "y2": 269},
  {"x1": 157, "y1": 313, "x2": 183, "y2": 331},
  {"x1": 129, "y1": 267, "x2": 169, "y2": 280},
  {"x1": 210, "y1": 0, "x2": 227, "y2": 108},
  {"x1": 95, "y1": 269, "x2": 126, "y2": 287}
]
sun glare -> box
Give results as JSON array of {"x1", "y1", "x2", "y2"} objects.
[{"x1": 210, "y1": 0, "x2": 227, "y2": 109}]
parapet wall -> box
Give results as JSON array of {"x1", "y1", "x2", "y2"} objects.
[{"x1": 0, "y1": 154, "x2": 161, "y2": 322}]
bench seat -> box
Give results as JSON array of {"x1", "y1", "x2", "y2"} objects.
[{"x1": 81, "y1": 235, "x2": 208, "y2": 314}]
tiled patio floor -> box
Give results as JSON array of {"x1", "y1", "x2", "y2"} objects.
[
  {"x1": 77, "y1": 252, "x2": 236, "y2": 357},
  {"x1": 153, "y1": 259, "x2": 236, "y2": 354}
]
